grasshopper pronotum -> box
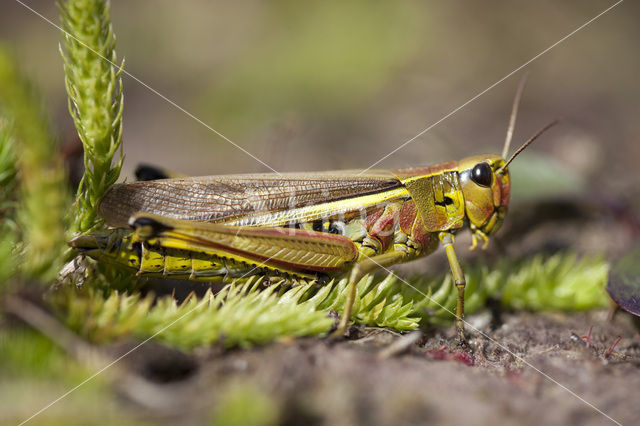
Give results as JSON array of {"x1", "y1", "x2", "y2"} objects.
[{"x1": 70, "y1": 80, "x2": 556, "y2": 341}]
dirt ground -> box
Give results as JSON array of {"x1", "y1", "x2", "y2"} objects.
[{"x1": 109, "y1": 309, "x2": 638, "y2": 426}]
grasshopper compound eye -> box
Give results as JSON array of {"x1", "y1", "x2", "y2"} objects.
[{"x1": 471, "y1": 162, "x2": 492, "y2": 187}]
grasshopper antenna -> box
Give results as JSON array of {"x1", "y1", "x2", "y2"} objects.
[
  {"x1": 500, "y1": 119, "x2": 560, "y2": 172},
  {"x1": 502, "y1": 73, "x2": 529, "y2": 159}
]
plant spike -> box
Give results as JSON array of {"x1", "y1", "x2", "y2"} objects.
[{"x1": 59, "y1": 0, "x2": 124, "y2": 235}]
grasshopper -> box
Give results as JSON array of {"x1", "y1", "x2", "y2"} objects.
[{"x1": 70, "y1": 81, "x2": 556, "y2": 340}]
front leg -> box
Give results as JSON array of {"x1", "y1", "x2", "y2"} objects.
[{"x1": 439, "y1": 232, "x2": 467, "y2": 344}]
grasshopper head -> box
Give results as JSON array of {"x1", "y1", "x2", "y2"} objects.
[
  {"x1": 454, "y1": 75, "x2": 557, "y2": 249},
  {"x1": 458, "y1": 154, "x2": 510, "y2": 248}
]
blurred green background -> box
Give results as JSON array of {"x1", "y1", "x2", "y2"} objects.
[{"x1": 2, "y1": 0, "x2": 638, "y2": 199}]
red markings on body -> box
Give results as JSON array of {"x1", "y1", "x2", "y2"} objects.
[
  {"x1": 409, "y1": 215, "x2": 430, "y2": 249},
  {"x1": 498, "y1": 176, "x2": 510, "y2": 207},
  {"x1": 363, "y1": 207, "x2": 384, "y2": 230},
  {"x1": 398, "y1": 200, "x2": 431, "y2": 249},
  {"x1": 399, "y1": 200, "x2": 417, "y2": 234}
]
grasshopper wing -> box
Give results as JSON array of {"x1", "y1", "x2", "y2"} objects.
[{"x1": 99, "y1": 172, "x2": 402, "y2": 227}]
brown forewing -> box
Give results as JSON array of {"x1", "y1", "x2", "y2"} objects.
[{"x1": 99, "y1": 171, "x2": 402, "y2": 227}]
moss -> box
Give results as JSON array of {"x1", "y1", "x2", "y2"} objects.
[{"x1": 50, "y1": 252, "x2": 609, "y2": 350}]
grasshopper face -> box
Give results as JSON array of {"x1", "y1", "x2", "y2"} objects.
[{"x1": 457, "y1": 154, "x2": 510, "y2": 245}]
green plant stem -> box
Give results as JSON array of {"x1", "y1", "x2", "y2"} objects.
[{"x1": 59, "y1": 0, "x2": 124, "y2": 235}]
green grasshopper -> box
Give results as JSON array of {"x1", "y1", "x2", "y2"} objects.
[{"x1": 70, "y1": 82, "x2": 556, "y2": 340}]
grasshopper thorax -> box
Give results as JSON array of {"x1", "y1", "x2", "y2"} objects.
[{"x1": 457, "y1": 154, "x2": 510, "y2": 248}]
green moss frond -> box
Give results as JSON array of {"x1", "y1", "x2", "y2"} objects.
[
  {"x1": 320, "y1": 274, "x2": 421, "y2": 331},
  {"x1": 496, "y1": 252, "x2": 610, "y2": 311},
  {"x1": 59, "y1": 0, "x2": 124, "y2": 235},
  {"x1": 400, "y1": 252, "x2": 610, "y2": 326},
  {"x1": 54, "y1": 274, "x2": 420, "y2": 349},
  {"x1": 0, "y1": 46, "x2": 69, "y2": 282},
  {"x1": 55, "y1": 279, "x2": 335, "y2": 349},
  {"x1": 53, "y1": 252, "x2": 609, "y2": 350}
]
